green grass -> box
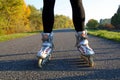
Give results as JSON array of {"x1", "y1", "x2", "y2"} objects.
[
  {"x1": 0, "y1": 29, "x2": 120, "y2": 42},
  {"x1": 0, "y1": 32, "x2": 37, "y2": 42},
  {"x1": 88, "y1": 29, "x2": 120, "y2": 42}
]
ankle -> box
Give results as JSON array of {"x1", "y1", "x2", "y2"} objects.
[
  {"x1": 41, "y1": 32, "x2": 53, "y2": 43},
  {"x1": 76, "y1": 30, "x2": 87, "y2": 38}
]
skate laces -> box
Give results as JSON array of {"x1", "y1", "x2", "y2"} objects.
[
  {"x1": 76, "y1": 31, "x2": 94, "y2": 55},
  {"x1": 42, "y1": 33, "x2": 50, "y2": 42},
  {"x1": 41, "y1": 33, "x2": 54, "y2": 48},
  {"x1": 75, "y1": 30, "x2": 87, "y2": 47}
]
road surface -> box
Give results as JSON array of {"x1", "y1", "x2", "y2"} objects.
[{"x1": 0, "y1": 30, "x2": 120, "y2": 80}]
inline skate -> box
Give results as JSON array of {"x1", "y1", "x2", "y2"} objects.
[
  {"x1": 75, "y1": 30, "x2": 95, "y2": 67},
  {"x1": 37, "y1": 32, "x2": 54, "y2": 68}
]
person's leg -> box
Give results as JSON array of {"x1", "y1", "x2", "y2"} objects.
[
  {"x1": 70, "y1": 0, "x2": 94, "y2": 67},
  {"x1": 42, "y1": 0, "x2": 55, "y2": 33},
  {"x1": 37, "y1": 0, "x2": 55, "y2": 59},
  {"x1": 70, "y1": 0, "x2": 94, "y2": 56},
  {"x1": 70, "y1": 0, "x2": 85, "y2": 32}
]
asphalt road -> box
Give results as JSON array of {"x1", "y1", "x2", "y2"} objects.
[{"x1": 0, "y1": 30, "x2": 120, "y2": 80}]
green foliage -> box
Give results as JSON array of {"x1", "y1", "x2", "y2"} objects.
[
  {"x1": 0, "y1": 0, "x2": 31, "y2": 35},
  {"x1": 28, "y1": 5, "x2": 43, "y2": 31},
  {"x1": 88, "y1": 29, "x2": 120, "y2": 42},
  {"x1": 0, "y1": 32, "x2": 36, "y2": 42},
  {"x1": 54, "y1": 15, "x2": 73, "y2": 29},
  {"x1": 99, "y1": 19, "x2": 111, "y2": 25},
  {"x1": 0, "y1": 0, "x2": 74, "y2": 36},
  {"x1": 86, "y1": 19, "x2": 99, "y2": 29},
  {"x1": 98, "y1": 19, "x2": 115, "y2": 30},
  {"x1": 111, "y1": 6, "x2": 120, "y2": 29}
]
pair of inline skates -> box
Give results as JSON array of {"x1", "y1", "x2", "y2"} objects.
[{"x1": 37, "y1": 31, "x2": 95, "y2": 68}]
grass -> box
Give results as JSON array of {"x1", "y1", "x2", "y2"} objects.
[
  {"x1": 0, "y1": 32, "x2": 37, "y2": 42},
  {"x1": 88, "y1": 29, "x2": 120, "y2": 42},
  {"x1": 0, "y1": 29, "x2": 120, "y2": 42}
]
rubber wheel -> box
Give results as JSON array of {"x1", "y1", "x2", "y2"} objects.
[
  {"x1": 38, "y1": 54, "x2": 52, "y2": 68},
  {"x1": 88, "y1": 56, "x2": 94, "y2": 67},
  {"x1": 38, "y1": 58, "x2": 43, "y2": 68},
  {"x1": 81, "y1": 55, "x2": 88, "y2": 63}
]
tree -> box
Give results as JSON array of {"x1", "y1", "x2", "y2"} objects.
[
  {"x1": 54, "y1": 15, "x2": 73, "y2": 29},
  {"x1": 28, "y1": 5, "x2": 43, "y2": 31},
  {"x1": 99, "y1": 19, "x2": 111, "y2": 25},
  {"x1": 86, "y1": 19, "x2": 99, "y2": 29},
  {"x1": 0, "y1": 0, "x2": 31, "y2": 35},
  {"x1": 111, "y1": 5, "x2": 120, "y2": 29}
]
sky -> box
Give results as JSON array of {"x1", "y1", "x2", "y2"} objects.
[{"x1": 25, "y1": 0, "x2": 120, "y2": 23}]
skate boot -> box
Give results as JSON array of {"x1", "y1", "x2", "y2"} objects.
[
  {"x1": 37, "y1": 32, "x2": 54, "y2": 68},
  {"x1": 75, "y1": 30, "x2": 95, "y2": 67}
]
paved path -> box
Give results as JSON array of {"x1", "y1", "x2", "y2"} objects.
[{"x1": 0, "y1": 30, "x2": 120, "y2": 80}]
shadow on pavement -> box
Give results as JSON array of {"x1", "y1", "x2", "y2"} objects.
[
  {"x1": 0, "y1": 51, "x2": 119, "y2": 80},
  {"x1": 0, "y1": 52, "x2": 36, "y2": 58},
  {"x1": 0, "y1": 56, "x2": 90, "y2": 71}
]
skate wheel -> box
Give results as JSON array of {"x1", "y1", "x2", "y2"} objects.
[
  {"x1": 48, "y1": 54, "x2": 52, "y2": 61},
  {"x1": 88, "y1": 56, "x2": 94, "y2": 67},
  {"x1": 38, "y1": 58, "x2": 43, "y2": 68},
  {"x1": 89, "y1": 62, "x2": 94, "y2": 67},
  {"x1": 80, "y1": 55, "x2": 88, "y2": 63},
  {"x1": 38, "y1": 54, "x2": 52, "y2": 68},
  {"x1": 81, "y1": 55, "x2": 95, "y2": 67}
]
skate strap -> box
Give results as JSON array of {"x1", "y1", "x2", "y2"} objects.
[{"x1": 42, "y1": 42, "x2": 52, "y2": 47}]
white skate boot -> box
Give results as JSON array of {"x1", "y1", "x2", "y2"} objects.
[
  {"x1": 37, "y1": 32, "x2": 54, "y2": 68},
  {"x1": 75, "y1": 30, "x2": 95, "y2": 67}
]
